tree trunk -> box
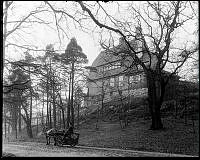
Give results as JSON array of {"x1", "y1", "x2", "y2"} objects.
[
  {"x1": 29, "y1": 91, "x2": 33, "y2": 137},
  {"x1": 96, "y1": 105, "x2": 100, "y2": 130},
  {"x1": 21, "y1": 112, "x2": 33, "y2": 138},
  {"x1": 9, "y1": 104, "x2": 18, "y2": 139},
  {"x1": 46, "y1": 71, "x2": 50, "y2": 128},
  {"x1": 8, "y1": 123, "x2": 10, "y2": 135},
  {"x1": 101, "y1": 83, "x2": 104, "y2": 114},
  {"x1": 15, "y1": 122, "x2": 17, "y2": 139},
  {"x1": 60, "y1": 111, "x2": 62, "y2": 129},
  {"x1": 62, "y1": 109, "x2": 65, "y2": 129},
  {"x1": 49, "y1": 102, "x2": 52, "y2": 128},
  {"x1": 26, "y1": 120, "x2": 33, "y2": 138},
  {"x1": 42, "y1": 92, "x2": 45, "y2": 127},
  {"x1": 10, "y1": 123, "x2": 16, "y2": 139},
  {"x1": 149, "y1": 103, "x2": 163, "y2": 129},
  {"x1": 41, "y1": 112, "x2": 43, "y2": 129},
  {"x1": 71, "y1": 62, "x2": 75, "y2": 127},
  {"x1": 67, "y1": 73, "x2": 71, "y2": 128},
  {"x1": 46, "y1": 94, "x2": 49, "y2": 128},
  {"x1": 28, "y1": 67, "x2": 33, "y2": 137},
  {"x1": 4, "y1": 115, "x2": 7, "y2": 138},
  {"x1": 14, "y1": 106, "x2": 18, "y2": 139},
  {"x1": 36, "y1": 117, "x2": 38, "y2": 135},
  {"x1": 52, "y1": 73, "x2": 57, "y2": 129},
  {"x1": 36, "y1": 97, "x2": 39, "y2": 135},
  {"x1": 146, "y1": 72, "x2": 164, "y2": 130},
  {"x1": 101, "y1": 93, "x2": 104, "y2": 116},
  {"x1": 58, "y1": 92, "x2": 66, "y2": 129},
  {"x1": 18, "y1": 106, "x2": 21, "y2": 133},
  {"x1": 77, "y1": 104, "x2": 80, "y2": 129}
]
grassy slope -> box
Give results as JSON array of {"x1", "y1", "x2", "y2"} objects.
[
  {"x1": 5, "y1": 102, "x2": 199, "y2": 156},
  {"x1": 77, "y1": 115, "x2": 199, "y2": 156}
]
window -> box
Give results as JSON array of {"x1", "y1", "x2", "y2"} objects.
[
  {"x1": 137, "y1": 65, "x2": 143, "y2": 70},
  {"x1": 110, "y1": 77, "x2": 115, "y2": 87},
  {"x1": 104, "y1": 65, "x2": 109, "y2": 71},
  {"x1": 106, "y1": 65, "x2": 109, "y2": 71},
  {"x1": 115, "y1": 61, "x2": 121, "y2": 68},
  {"x1": 119, "y1": 75, "x2": 123, "y2": 87},
  {"x1": 103, "y1": 66, "x2": 107, "y2": 71},
  {"x1": 107, "y1": 64, "x2": 111, "y2": 70},
  {"x1": 129, "y1": 75, "x2": 141, "y2": 83},
  {"x1": 138, "y1": 74, "x2": 141, "y2": 81},
  {"x1": 99, "y1": 67, "x2": 103, "y2": 72}
]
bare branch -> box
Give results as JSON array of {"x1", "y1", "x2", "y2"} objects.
[
  {"x1": 77, "y1": 1, "x2": 147, "y2": 71},
  {"x1": 5, "y1": 9, "x2": 49, "y2": 38}
]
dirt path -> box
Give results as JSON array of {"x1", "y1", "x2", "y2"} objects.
[{"x1": 2, "y1": 142, "x2": 195, "y2": 157}]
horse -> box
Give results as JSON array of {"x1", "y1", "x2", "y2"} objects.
[{"x1": 45, "y1": 128, "x2": 58, "y2": 145}]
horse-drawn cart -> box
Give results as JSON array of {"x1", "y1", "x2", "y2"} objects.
[
  {"x1": 45, "y1": 128, "x2": 79, "y2": 147},
  {"x1": 56, "y1": 132, "x2": 80, "y2": 147}
]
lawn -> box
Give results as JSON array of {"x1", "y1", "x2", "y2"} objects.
[
  {"x1": 77, "y1": 116, "x2": 199, "y2": 156},
  {"x1": 4, "y1": 115, "x2": 199, "y2": 156}
]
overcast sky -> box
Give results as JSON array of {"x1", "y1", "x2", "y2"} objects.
[
  {"x1": 5, "y1": 1, "x2": 198, "y2": 75},
  {"x1": 5, "y1": 1, "x2": 104, "y2": 66}
]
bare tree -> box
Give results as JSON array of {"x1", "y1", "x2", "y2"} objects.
[
  {"x1": 3, "y1": 1, "x2": 198, "y2": 132},
  {"x1": 2, "y1": 1, "x2": 55, "y2": 100},
  {"x1": 86, "y1": 65, "x2": 111, "y2": 129},
  {"x1": 76, "y1": 1, "x2": 198, "y2": 129},
  {"x1": 3, "y1": 1, "x2": 50, "y2": 70}
]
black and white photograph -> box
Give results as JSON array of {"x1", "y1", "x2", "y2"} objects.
[{"x1": 2, "y1": 1, "x2": 199, "y2": 157}]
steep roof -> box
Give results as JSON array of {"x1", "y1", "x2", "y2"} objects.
[{"x1": 91, "y1": 50, "x2": 120, "y2": 67}]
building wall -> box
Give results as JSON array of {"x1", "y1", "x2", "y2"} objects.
[
  {"x1": 86, "y1": 64, "x2": 148, "y2": 108},
  {"x1": 86, "y1": 33, "x2": 158, "y2": 109}
]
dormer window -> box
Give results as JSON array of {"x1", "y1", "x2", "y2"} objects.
[{"x1": 99, "y1": 61, "x2": 122, "y2": 72}]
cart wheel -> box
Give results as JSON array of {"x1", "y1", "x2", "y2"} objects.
[{"x1": 56, "y1": 136, "x2": 63, "y2": 146}]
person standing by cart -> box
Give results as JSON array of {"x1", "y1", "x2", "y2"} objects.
[{"x1": 63, "y1": 123, "x2": 74, "y2": 141}]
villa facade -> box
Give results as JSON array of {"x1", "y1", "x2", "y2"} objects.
[
  {"x1": 84, "y1": 28, "x2": 190, "y2": 112},
  {"x1": 84, "y1": 32, "x2": 156, "y2": 111}
]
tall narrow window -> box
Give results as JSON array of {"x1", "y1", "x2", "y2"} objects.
[
  {"x1": 109, "y1": 64, "x2": 112, "y2": 70},
  {"x1": 106, "y1": 65, "x2": 108, "y2": 71},
  {"x1": 110, "y1": 77, "x2": 115, "y2": 87},
  {"x1": 99, "y1": 67, "x2": 103, "y2": 72},
  {"x1": 104, "y1": 65, "x2": 106, "y2": 71},
  {"x1": 119, "y1": 75, "x2": 123, "y2": 87}
]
